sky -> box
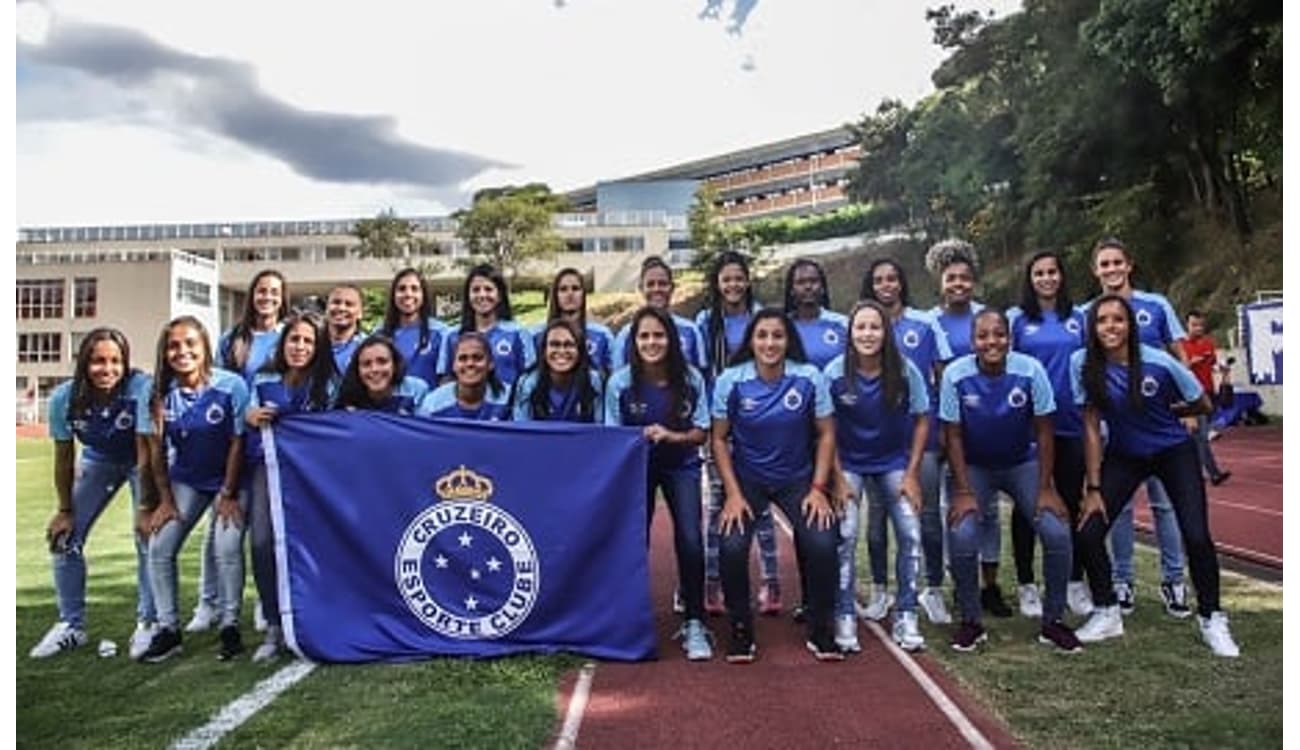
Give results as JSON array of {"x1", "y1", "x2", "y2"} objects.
[{"x1": 15, "y1": 0, "x2": 1023, "y2": 227}]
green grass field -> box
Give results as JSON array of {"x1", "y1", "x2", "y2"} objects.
[{"x1": 16, "y1": 437, "x2": 1282, "y2": 748}]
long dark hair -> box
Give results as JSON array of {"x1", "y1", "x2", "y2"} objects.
[
  {"x1": 334, "y1": 335, "x2": 407, "y2": 410},
  {"x1": 69, "y1": 327, "x2": 134, "y2": 419},
  {"x1": 1019, "y1": 251, "x2": 1074, "y2": 322},
  {"x1": 546, "y1": 268, "x2": 588, "y2": 328},
  {"x1": 266, "y1": 310, "x2": 335, "y2": 410},
  {"x1": 844, "y1": 300, "x2": 908, "y2": 411},
  {"x1": 783, "y1": 259, "x2": 831, "y2": 315},
  {"x1": 381, "y1": 268, "x2": 433, "y2": 353},
  {"x1": 731, "y1": 307, "x2": 809, "y2": 366},
  {"x1": 704, "y1": 251, "x2": 754, "y2": 375},
  {"x1": 519, "y1": 318, "x2": 598, "y2": 421},
  {"x1": 450, "y1": 331, "x2": 505, "y2": 400},
  {"x1": 628, "y1": 306, "x2": 693, "y2": 424},
  {"x1": 860, "y1": 257, "x2": 910, "y2": 308},
  {"x1": 458, "y1": 264, "x2": 514, "y2": 334},
  {"x1": 221, "y1": 269, "x2": 288, "y2": 371},
  {"x1": 151, "y1": 315, "x2": 214, "y2": 414},
  {"x1": 1082, "y1": 294, "x2": 1143, "y2": 410}
]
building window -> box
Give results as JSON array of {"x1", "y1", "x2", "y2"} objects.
[
  {"x1": 176, "y1": 277, "x2": 212, "y2": 307},
  {"x1": 16, "y1": 279, "x2": 65, "y2": 319},
  {"x1": 73, "y1": 278, "x2": 97, "y2": 317},
  {"x1": 18, "y1": 333, "x2": 62, "y2": 363}
]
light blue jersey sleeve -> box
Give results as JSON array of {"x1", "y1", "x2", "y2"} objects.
[
  {"x1": 47, "y1": 382, "x2": 72, "y2": 441},
  {"x1": 686, "y1": 366, "x2": 710, "y2": 430},
  {"x1": 1146, "y1": 346, "x2": 1204, "y2": 401},
  {"x1": 510, "y1": 372, "x2": 538, "y2": 422},
  {"x1": 938, "y1": 357, "x2": 971, "y2": 423},
  {"x1": 216, "y1": 330, "x2": 234, "y2": 370},
  {"x1": 130, "y1": 371, "x2": 155, "y2": 434},
  {"x1": 588, "y1": 369, "x2": 605, "y2": 423},
  {"x1": 904, "y1": 359, "x2": 930, "y2": 415},
  {"x1": 822, "y1": 354, "x2": 845, "y2": 381},
  {"x1": 1152, "y1": 292, "x2": 1187, "y2": 342},
  {"x1": 517, "y1": 325, "x2": 538, "y2": 373},
  {"x1": 803, "y1": 364, "x2": 834, "y2": 419},
  {"x1": 1006, "y1": 307, "x2": 1023, "y2": 347},
  {"x1": 603, "y1": 367, "x2": 630, "y2": 426},
  {"x1": 610, "y1": 326, "x2": 630, "y2": 370},
  {"x1": 213, "y1": 370, "x2": 252, "y2": 437},
  {"x1": 687, "y1": 320, "x2": 709, "y2": 371},
  {"x1": 1069, "y1": 349, "x2": 1087, "y2": 406},
  {"x1": 711, "y1": 366, "x2": 741, "y2": 420},
  {"x1": 930, "y1": 314, "x2": 954, "y2": 361},
  {"x1": 400, "y1": 376, "x2": 430, "y2": 404},
  {"x1": 1025, "y1": 355, "x2": 1057, "y2": 416}
]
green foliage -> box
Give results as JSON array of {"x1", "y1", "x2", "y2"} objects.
[
  {"x1": 454, "y1": 185, "x2": 567, "y2": 277},
  {"x1": 352, "y1": 209, "x2": 443, "y2": 266},
  {"x1": 686, "y1": 183, "x2": 769, "y2": 272}
]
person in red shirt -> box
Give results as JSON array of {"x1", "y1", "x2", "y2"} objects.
[{"x1": 1184, "y1": 311, "x2": 1231, "y2": 485}]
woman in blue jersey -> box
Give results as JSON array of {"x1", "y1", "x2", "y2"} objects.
[
  {"x1": 243, "y1": 310, "x2": 336, "y2": 661},
  {"x1": 512, "y1": 319, "x2": 603, "y2": 423},
  {"x1": 416, "y1": 333, "x2": 510, "y2": 421},
  {"x1": 440, "y1": 264, "x2": 535, "y2": 388},
  {"x1": 712, "y1": 309, "x2": 841, "y2": 663},
  {"x1": 695, "y1": 251, "x2": 781, "y2": 617},
  {"x1": 335, "y1": 335, "x2": 428, "y2": 414},
  {"x1": 1071, "y1": 295, "x2": 1240, "y2": 657},
  {"x1": 30, "y1": 328, "x2": 158, "y2": 660},
  {"x1": 1090, "y1": 238, "x2": 1189, "y2": 618},
  {"x1": 1008, "y1": 252, "x2": 1094, "y2": 618},
  {"x1": 939, "y1": 308, "x2": 1079, "y2": 653},
  {"x1": 783, "y1": 258, "x2": 848, "y2": 370},
  {"x1": 140, "y1": 316, "x2": 250, "y2": 663},
  {"x1": 379, "y1": 268, "x2": 449, "y2": 390},
  {"x1": 860, "y1": 257, "x2": 953, "y2": 626},
  {"x1": 613, "y1": 256, "x2": 708, "y2": 371},
  {"x1": 605, "y1": 306, "x2": 712, "y2": 661},
  {"x1": 826, "y1": 301, "x2": 930, "y2": 653},
  {"x1": 536, "y1": 268, "x2": 614, "y2": 376}
]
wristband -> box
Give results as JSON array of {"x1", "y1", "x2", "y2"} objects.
[
  {"x1": 1086, "y1": 484, "x2": 1102, "y2": 493},
  {"x1": 218, "y1": 487, "x2": 236, "y2": 499},
  {"x1": 811, "y1": 481, "x2": 829, "y2": 496}
]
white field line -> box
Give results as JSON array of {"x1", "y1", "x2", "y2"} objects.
[
  {"x1": 169, "y1": 661, "x2": 317, "y2": 750},
  {"x1": 552, "y1": 661, "x2": 598, "y2": 750},
  {"x1": 1206, "y1": 499, "x2": 1284, "y2": 517},
  {"x1": 768, "y1": 512, "x2": 995, "y2": 750}
]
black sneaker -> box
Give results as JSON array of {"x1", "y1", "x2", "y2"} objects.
[
  {"x1": 1038, "y1": 620, "x2": 1083, "y2": 654},
  {"x1": 981, "y1": 584, "x2": 1013, "y2": 618},
  {"x1": 950, "y1": 621, "x2": 988, "y2": 653},
  {"x1": 725, "y1": 622, "x2": 756, "y2": 664},
  {"x1": 805, "y1": 624, "x2": 846, "y2": 662},
  {"x1": 141, "y1": 627, "x2": 183, "y2": 663},
  {"x1": 1159, "y1": 581, "x2": 1193, "y2": 619},
  {"x1": 1210, "y1": 471, "x2": 1232, "y2": 486},
  {"x1": 1114, "y1": 581, "x2": 1136, "y2": 615},
  {"x1": 217, "y1": 625, "x2": 244, "y2": 661},
  {"x1": 791, "y1": 603, "x2": 808, "y2": 624}
]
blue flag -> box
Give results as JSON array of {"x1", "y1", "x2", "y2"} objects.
[{"x1": 265, "y1": 411, "x2": 656, "y2": 663}]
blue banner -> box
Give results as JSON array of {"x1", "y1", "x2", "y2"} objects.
[
  {"x1": 265, "y1": 411, "x2": 655, "y2": 663},
  {"x1": 1241, "y1": 300, "x2": 1283, "y2": 385}
]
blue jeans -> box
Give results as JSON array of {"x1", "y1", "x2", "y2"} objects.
[
  {"x1": 1194, "y1": 414, "x2": 1224, "y2": 479},
  {"x1": 704, "y1": 458, "x2": 778, "y2": 584},
  {"x1": 720, "y1": 475, "x2": 837, "y2": 631},
  {"x1": 648, "y1": 464, "x2": 706, "y2": 620},
  {"x1": 248, "y1": 464, "x2": 280, "y2": 626},
  {"x1": 948, "y1": 460, "x2": 1072, "y2": 624},
  {"x1": 1107, "y1": 478, "x2": 1185, "y2": 584},
  {"x1": 839, "y1": 469, "x2": 920, "y2": 616},
  {"x1": 868, "y1": 451, "x2": 944, "y2": 588},
  {"x1": 195, "y1": 511, "x2": 219, "y2": 608},
  {"x1": 51, "y1": 459, "x2": 156, "y2": 628},
  {"x1": 149, "y1": 481, "x2": 248, "y2": 629}
]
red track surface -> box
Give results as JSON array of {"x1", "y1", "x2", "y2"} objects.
[
  {"x1": 1130, "y1": 425, "x2": 1282, "y2": 567},
  {"x1": 552, "y1": 506, "x2": 1020, "y2": 749}
]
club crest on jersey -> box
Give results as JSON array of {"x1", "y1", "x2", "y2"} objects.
[
  {"x1": 204, "y1": 403, "x2": 225, "y2": 425},
  {"x1": 395, "y1": 465, "x2": 539, "y2": 641},
  {"x1": 782, "y1": 388, "x2": 804, "y2": 411},
  {"x1": 901, "y1": 329, "x2": 921, "y2": 349},
  {"x1": 822, "y1": 328, "x2": 840, "y2": 346},
  {"x1": 586, "y1": 339, "x2": 599, "y2": 358},
  {"x1": 495, "y1": 339, "x2": 514, "y2": 357},
  {"x1": 114, "y1": 409, "x2": 134, "y2": 430},
  {"x1": 1141, "y1": 375, "x2": 1160, "y2": 397},
  {"x1": 1135, "y1": 309, "x2": 1154, "y2": 328},
  {"x1": 1007, "y1": 387, "x2": 1028, "y2": 409},
  {"x1": 1064, "y1": 318, "x2": 1082, "y2": 335}
]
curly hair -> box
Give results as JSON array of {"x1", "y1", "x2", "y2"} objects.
[{"x1": 924, "y1": 238, "x2": 980, "y2": 279}]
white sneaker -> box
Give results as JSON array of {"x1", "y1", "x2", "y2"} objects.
[
  {"x1": 919, "y1": 587, "x2": 953, "y2": 625},
  {"x1": 128, "y1": 622, "x2": 158, "y2": 660},
  {"x1": 677, "y1": 619, "x2": 714, "y2": 662},
  {"x1": 835, "y1": 614, "x2": 861, "y2": 652},
  {"x1": 1199, "y1": 611, "x2": 1241, "y2": 658},
  {"x1": 253, "y1": 599, "x2": 268, "y2": 632},
  {"x1": 892, "y1": 612, "x2": 926, "y2": 652},
  {"x1": 1067, "y1": 581, "x2": 1095, "y2": 617},
  {"x1": 30, "y1": 622, "x2": 87, "y2": 658},
  {"x1": 185, "y1": 602, "x2": 218, "y2": 633},
  {"x1": 1018, "y1": 584, "x2": 1043, "y2": 618},
  {"x1": 1076, "y1": 605, "x2": 1124, "y2": 643},
  {"x1": 861, "y1": 586, "x2": 895, "y2": 622},
  {"x1": 251, "y1": 626, "x2": 283, "y2": 663}
]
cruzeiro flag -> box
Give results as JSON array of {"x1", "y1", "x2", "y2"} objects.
[{"x1": 265, "y1": 411, "x2": 655, "y2": 662}]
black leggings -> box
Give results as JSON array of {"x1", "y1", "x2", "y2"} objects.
[
  {"x1": 1012, "y1": 436, "x2": 1085, "y2": 583},
  {"x1": 1076, "y1": 439, "x2": 1221, "y2": 617}
]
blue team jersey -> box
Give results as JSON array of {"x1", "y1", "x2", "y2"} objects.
[
  {"x1": 440, "y1": 321, "x2": 536, "y2": 388},
  {"x1": 48, "y1": 370, "x2": 154, "y2": 465},
  {"x1": 331, "y1": 331, "x2": 367, "y2": 376},
  {"x1": 161, "y1": 368, "x2": 249, "y2": 492},
  {"x1": 613, "y1": 314, "x2": 708, "y2": 372},
  {"x1": 245, "y1": 371, "x2": 337, "y2": 462},
  {"x1": 386, "y1": 318, "x2": 450, "y2": 389},
  {"x1": 893, "y1": 307, "x2": 953, "y2": 452},
  {"x1": 696, "y1": 304, "x2": 761, "y2": 373},
  {"x1": 712, "y1": 360, "x2": 833, "y2": 486},
  {"x1": 217, "y1": 325, "x2": 283, "y2": 384},
  {"x1": 511, "y1": 369, "x2": 605, "y2": 423},
  {"x1": 939, "y1": 352, "x2": 1055, "y2": 470},
  {"x1": 930, "y1": 301, "x2": 987, "y2": 358},
  {"x1": 531, "y1": 321, "x2": 615, "y2": 374},
  {"x1": 604, "y1": 365, "x2": 710, "y2": 472},
  {"x1": 416, "y1": 382, "x2": 511, "y2": 421},
  {"x1": 1008, "y1": 306, "x2": 1087, "y2": 438},
  {"x1": 1070, "y1": 345, "x2": 1203, "y2": 459},
  {"x1": 824, "y1": 355, "x2": 930, "y2": 475},
  {"x1": 791, "y1": 308, "x2": 849, "y2": 370},
  {"x1": 1082, "y1": 290, "x2": 1185, "y2": 350}
]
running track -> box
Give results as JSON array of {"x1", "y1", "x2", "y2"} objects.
[{"x1": 551, "y1": 506, "x2": 1020, "y2": 749}]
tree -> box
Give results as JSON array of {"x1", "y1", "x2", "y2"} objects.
[
  {"x1": 686, "y1": 183, "x2": 768, "y2": 272},
  {"x1": 453, "y1": 185, "x2": 567, "y2": 277},
  {"x1": 352, "y1": 209, "x2": 444, "y2": 275}
]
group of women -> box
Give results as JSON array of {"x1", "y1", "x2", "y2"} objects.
[{"x1": 30, "y1": 237, "x2": 1240, "y2": 666}]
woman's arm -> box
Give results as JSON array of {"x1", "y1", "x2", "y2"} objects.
[
  {"x1": 46, "y1": 441, "x2": 76, "y2": 549},
  {"x1": 800, "y1": 416, "x2": 837, "y2": 530},
  {"x1": 214, "y1": 435, "x2": 245, "y2": 527},
  {"x1": 1077, "y1": 405, "x2": 1107, "y2": 530},
  {"x1": 711, "y1": 418, "x2": 752, "y2": 535},
  {"x1": 1034, "y1": 415, "x2": 1068, "y2": 521},
  {"x1": 943, "y1": 421, "x2": 977, "y2": 528}
]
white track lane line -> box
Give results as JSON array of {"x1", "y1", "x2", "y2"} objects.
[
  {"x1": 169, "y1": 660, "x2": 317, "y2": 750},
  {"x1": 769, "y1": 512, "x2": 995, "y2": 750},
  {"x1": 552, "y1": 661, "x2": 598, "y2": 750}
]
